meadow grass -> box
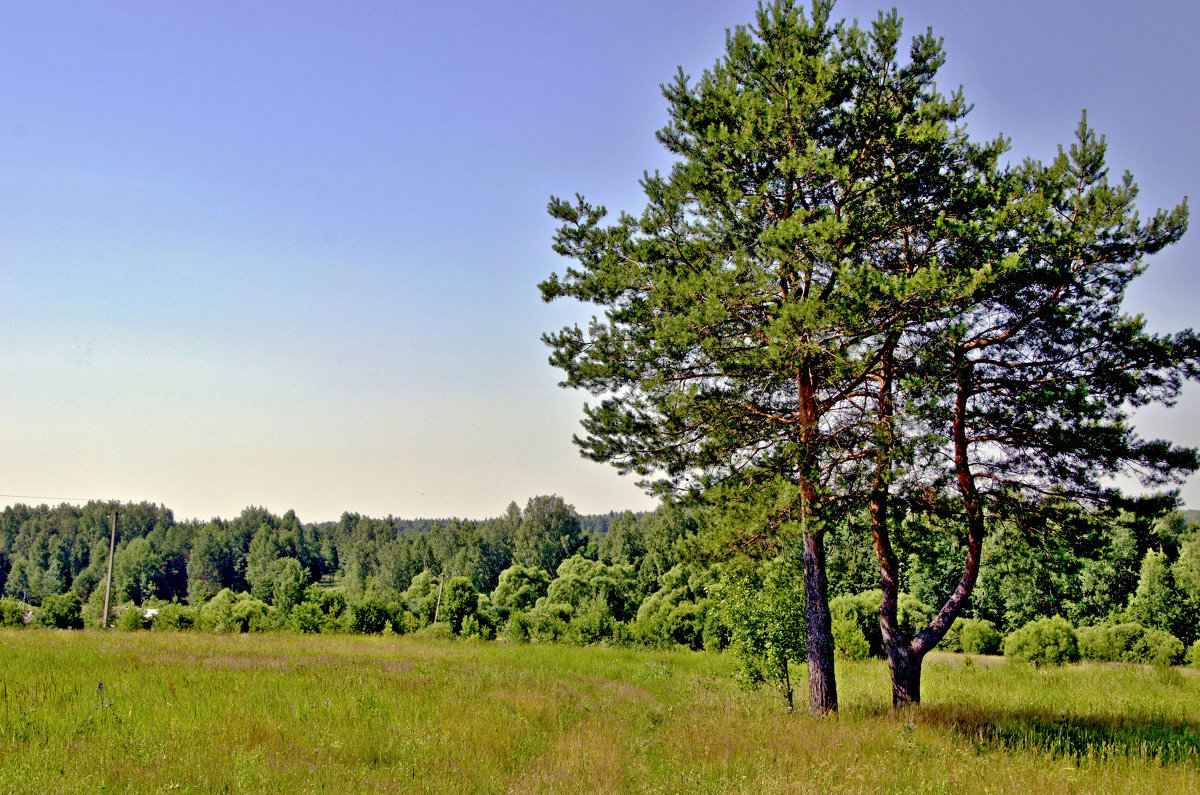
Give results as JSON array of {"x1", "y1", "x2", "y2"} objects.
[{"x1": 0, "y1": 630, "x2": 1196, "y2": 793}]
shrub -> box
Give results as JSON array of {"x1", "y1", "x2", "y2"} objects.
[
  {"x1": 438, "y1": 577, "x2": 479, "y2": 635},
  {"x1": 231, "y1": 597, "x2": 277, "y2": 632},
  {"x1": 460, "y1": 615, "x2": 489, "y2": 640},
  {"x1": 489, "y1": 565, "x2": 552, "y2": 621},
  {"x1": 38, "y1": 592, "x2": 83, "y2": 630},
  {"x1": 1003, "y1": 616, "x2": 1080, "y2": 665},
  {"x1": 348, "y1": 597, "x2": 393, "y2": 634},
  {"x1": 415, "y1": 621, "x2": 454, "y2": 640},
  {"x1": 1188, "y1": 640, "x2": 1200, "y2": 669},
  {"x1": 1077, "y1": 625, "x2": 1111, "y2": 661},
  {"x1": 566, "y1": 597, "x2": 616, "y2": 646},
  {"x1": 1077, "y1": 622, "x2": 1184, "y2": 666},
  {"x1": 116, "y1": 605, "x2": 147, "y2": 631},
  {"x1": 199, "y1": 589, "x2": 238, "y2": 633},
  {"x1": 937, "y1": 618, "x2": 967, "y2": 653},
  {"x1": 832, "y1": 616, "x2": 870, "y2": 660},
  {"x1": 960, "y1": 619, "x2": 1002, "y2": 655},
  {"x1": 289, "y1": 601, "x2": 325, "y2": 634},
  {"x1": 1136, "y1": 628, "x2": 1185, "y2": 666},
  {"x1": 394, "y1": 610, "x2": 422, "y2": 635},
  {"x1": 503, "y1": 611, "x2": 533, "y2": 642},
  {"x1": 527, "y1": 601, "x2": 572, "y2": 643},
  {"x1": 152, "y1": 602, "x2": 196, "y2": 631},
  {"x1": 829, "y1": 590, "x2": 933, "y2": 658},
  {"x1": 0, "y1": 596, "x2": 27, "y2": 628}
]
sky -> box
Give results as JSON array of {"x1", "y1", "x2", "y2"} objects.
[{"x1": 2, "y1": 1, "x2": 1198, "y2": 523}]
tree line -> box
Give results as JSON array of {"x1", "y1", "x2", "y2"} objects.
[{"x1": 2, "y1": 496, "x2": 1197, "y2": 706}]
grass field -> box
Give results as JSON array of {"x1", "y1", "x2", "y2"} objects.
[{"x1": 1, "y1": 630, "x2": 1197, "y2": 793}]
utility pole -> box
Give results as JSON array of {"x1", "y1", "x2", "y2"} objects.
[
  {"x1": 102, "y1": 509, "x2": 117, "y2": 628},
  {"x1": 432, "y1": 573, "x2": 445, "y2": 624}
]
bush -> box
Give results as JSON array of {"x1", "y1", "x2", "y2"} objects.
[
  {"x1": 231, "y1": 597, "x2": 277, "y2": 632},
  {"x1": 460, "y1": 614, "x2": 490, "y2": 640},
  {"x1": 1003, "y1": 616, "x2": 1080, "y2": 665},
  {"x1": 1188, "y1": 640, "x2": 1200, "y2": 669},
  {"x1": 116, "y1": 604, "x2": 147, "y2": 631},
  {"x1": 38, "y1": 592, "x2": 83, "y2": 630},
  {"x1": 438, "y1": 577, "x2": 479, "y2": 635},
  {"x1": 1077, "y1": 625, "x2": 1110, "y2": 660},
  {"x1": 152, "y1": 602, "x2": 196, "y2": 631},
  {"x1": 415, "y1": 621, "x2": 454, "y2": 640},
  {"x1": 832, "y1": 616, "x2": 870, "y2": 660},
  {"x1": 199, "y1": 589, "x2": 238, "y2": 633},
  {"x1": 937, "y1": 618, "x2": 967, "y2": 653},
  {"x1": 0, "y1": 596, "x2": 27, "y2": 628},
  {"x1": 566, "y1": 597, "x2": 616, "y2": 645},
  {"x1": 960, "y1": 619, "x2": 1002, "y2": 655},
  {"x1": 829, "y1": 590, "x2": 933, "y2": 658},
  {"x1": 503, "y1": 611, "x2": 533, "y2": 643},
  {"x1": 1077, "y1": 622, "x2": 1184, "y2": 666},
  {"x1": 348, "y1": 597, "x2": 394, "y2": 634}
]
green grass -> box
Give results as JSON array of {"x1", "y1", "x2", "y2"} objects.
[{"x1": 0, "y1": 631, "x2": 1197, "y2": 793}]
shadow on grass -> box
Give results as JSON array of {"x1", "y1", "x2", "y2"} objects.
[{"x1": 914, "y1": 702, "x2": 1200, "y2": 765}]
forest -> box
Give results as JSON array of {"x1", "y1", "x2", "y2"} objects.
[{"x1": 2, "y1": 494, "x2": 1197, "y2": 705}]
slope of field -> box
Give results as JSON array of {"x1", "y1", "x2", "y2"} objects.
[{"x1": 0, "y1": 630, "x2": 1196, "y2": 793}]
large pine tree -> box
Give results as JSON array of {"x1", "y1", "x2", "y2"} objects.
[{"x1": 540, "y1": 0, "x2": 992, "y2": 714}]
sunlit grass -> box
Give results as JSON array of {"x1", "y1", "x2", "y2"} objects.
[{"x1": 0, "y1": 630, "x2": 1196, "y2": 793}]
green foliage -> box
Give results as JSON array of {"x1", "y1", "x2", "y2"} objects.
[
  {"x1": 712, "y1": 556, "x2": 805, "y2": 709},
  {"x1": 348, "y1": 596, "x2": 394, "y2": 634},
  {"x1": 151, "y1": 601, "x2": 196, "y2": 631},
  {"x1": 937, "y1": 617, "x2": 968, "y2": 653},
  {"x1": 1003, "y1": 616, "x2": 1080, "y2": 666},
  {"x1": 1187, "y1": 640, "x2": 1200, "y2": 669},
  {"x1": 415, "y1": 621, "x2": 454, "y2": 641},
  {"x1": 115, "y1": 605, "x2": 147, "y2": 631},
  {"x1": 37, "y1": 592, "x2": 83, "y2": 629},
  {"x1": 634, "y1": 563, "x2": 714, "y2": 650},
  {"x1": 1077, "y1": 623, "x2": 1185, "y2": 666},
  {"x1": 0, "y1": 596, "x2": 27, "y2": 628},
  {"x1": 114, "y1": 537, "x2": 163, "y2": 605},
  {"x1": 288, "y1": 601, "x2": 325, "y2": 634},
  {"x1": 829, "y1": 590, "x2": 933, "y2": 658},
  {"x1": 489, "y1": 565, "x2": 551, "y2": 621},
  {"x1": 1125, "y1": 549, "x2": 1184, "y2": 639},
  {"x1": 503, "y1": 610, "x2": 533, "y2": 643},
  {"x1": 513, "y1": 496, "x2": 583, "y2": 573},
  {"x1": 550, "y1": 555, "x2": 639, "y2": 622},
  {"x1": 437, "y1": 576, "x2": 478, "y2": 634},
  {"x1": 402, "y1": 571, "x2": 439, "y2": 624},
  {"x1": 231, "y1": 596, "x2": 277, "y2": 633},
  {"x1": 960, "y1": 619, "x2": 1002, "y2": 655},
  {"x1": 196, "y1": 589, "x2": 276, "y2": 633},
  {"x1": 832, "y1": 617, "x2": 870, "y2": 661}
]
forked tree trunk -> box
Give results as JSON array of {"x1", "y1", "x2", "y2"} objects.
[
  {"x1": 872, "y1": 352, "x2": 988, "y2": 708},
  {"x1": 884, "y1": 642, "x2": 921, "y2": 706}
]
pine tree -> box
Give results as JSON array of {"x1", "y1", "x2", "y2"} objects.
[{"x1": 541, "y1": 0, "x2": 993, "y2": 713}]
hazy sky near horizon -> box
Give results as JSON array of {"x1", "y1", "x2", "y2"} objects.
[{"x1": 3, "y1": 1, "x2": 1198, "y2": 523}]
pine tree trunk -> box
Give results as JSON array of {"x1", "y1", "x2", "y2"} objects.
[
  {"x1": 803, "y1": 530, "x2": 838, "y2": 714},
  {"x1": 885, "y1": 641, "x2": 922, "y2": 707}
]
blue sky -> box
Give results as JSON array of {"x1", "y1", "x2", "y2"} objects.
[{"x1": 2, "y1": 1, "x2": 1197, "y2": 522}]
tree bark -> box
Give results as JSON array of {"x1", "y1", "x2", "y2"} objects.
[
  {"x1": 803, "y1": 528, "x2": 838, "y2": 714},
  {"x1": 874, "y1": 350, "x2": 988, "y2": 708},
  {"x1": 885, "y1": 642, "x2": 922, "y2": 706}
]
